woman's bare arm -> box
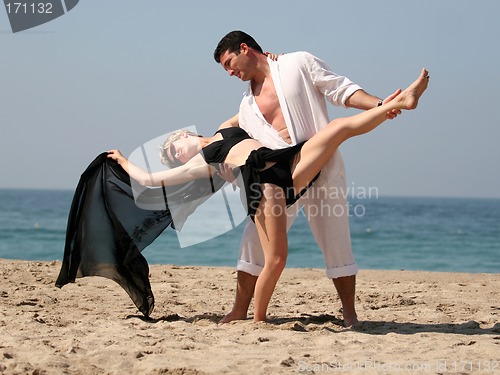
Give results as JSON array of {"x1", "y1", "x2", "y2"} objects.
[{"x1": 107, "y1": 151, "x2": 213, "y2": 186}]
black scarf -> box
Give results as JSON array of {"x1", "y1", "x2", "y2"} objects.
[{"x1": 55, "y1": 153, "x2": 224, "y2": 316}]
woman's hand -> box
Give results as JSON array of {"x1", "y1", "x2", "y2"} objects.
[
  {"x1": 265, "y1": 51, "x2": 284, "y2": 61},
  {"x1": 107, "y1": 149, "x2": 126, "y2": 165}
]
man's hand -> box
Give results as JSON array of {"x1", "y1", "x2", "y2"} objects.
[
  {"x1": 217, "y1": 163, "x2": 237, "y2": 185},
  {"x1": 383, "y1": 89, "x2": 403, "y2": 119}
]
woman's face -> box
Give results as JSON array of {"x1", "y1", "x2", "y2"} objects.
[{"x1": 167, "y1": 133, "x2": 199, "y2": 165}]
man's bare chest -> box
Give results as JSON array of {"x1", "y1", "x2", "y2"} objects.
[
  {"x1": 254, "y1": 91, "x2": 280, "y2": 120},
  {"x1": 254, "y1": 83, "x2": 286, "y2": 124}
]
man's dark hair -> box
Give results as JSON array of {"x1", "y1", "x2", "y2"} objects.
[{"x1": 213, "y1": 30, "x2": 264, "y2": 63}]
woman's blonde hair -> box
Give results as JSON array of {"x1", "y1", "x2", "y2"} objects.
[{"x1": 159, "y1": 130, "x2": 200, "y2": 168}]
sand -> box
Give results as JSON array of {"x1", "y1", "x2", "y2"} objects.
[{"x1": 1, "y1": 259, "x2": 499, "y2": 374}]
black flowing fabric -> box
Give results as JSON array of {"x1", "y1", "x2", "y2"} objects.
[{"x1": 55, "y1": 152, "x2": 224, "y2": 316}]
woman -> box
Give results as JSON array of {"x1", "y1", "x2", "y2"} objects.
[{"x1": 108, "y1": 69, "x2": 429, "y2": 321}]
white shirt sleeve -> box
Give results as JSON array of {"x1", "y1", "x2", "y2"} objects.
[{"x1": 303, "y1": 52, "x2": 362, "y2": 108}]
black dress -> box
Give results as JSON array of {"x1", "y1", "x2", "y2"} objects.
[{"x1": 202, "y1": 127, "x2": 318, "y2": 220}]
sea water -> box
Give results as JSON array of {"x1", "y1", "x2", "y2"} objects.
[{"x1": 0, "y1": 188, "x2": 498, "y2": 274}]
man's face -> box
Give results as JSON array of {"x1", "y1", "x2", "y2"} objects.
[{"x1": 219, "y1": 45, "x2": 251, "y2": 81}]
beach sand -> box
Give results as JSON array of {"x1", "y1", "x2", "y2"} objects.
[{"x1": 1, "y1": 259, "x2": 499, "y2": 374}]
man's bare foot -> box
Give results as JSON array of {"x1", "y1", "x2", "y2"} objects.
[
  {"x1": 399, "y1": 68, "x2": 429, "y2": 110},
  {"x1": 343, "y1": 312, "x2": 359, "y2": 327},
  {"x1": 219, "y1": 310, "x2": 247, "y2": 324}
]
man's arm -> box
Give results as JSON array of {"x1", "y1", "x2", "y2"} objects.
[
  {"x1": 215, "y1": 114, "x2": 240, "y2": 184},
  {"x1": 304, "y1": 52, "x2": 400, "y2": 119},
  {"x1": 345, "y1": 89, "x2": 402, "y2": 119},
  {"x1": 344, "y1": 89, "x2": 380, "y2": 110},
  {"x1": 218, "y1": 113, "x2": 239, "y2": 129}
]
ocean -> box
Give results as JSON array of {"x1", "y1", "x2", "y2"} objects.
[{"x1": 0, "y1": 188, "x2": 498, "y2": 274}]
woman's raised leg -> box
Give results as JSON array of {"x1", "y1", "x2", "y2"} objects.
[
  {"x1": 292, "y1": 68, "x2": 429, "y2": 191},
  {"x1": 253, "y1": 183, "x2": 288, "y2": 322}
]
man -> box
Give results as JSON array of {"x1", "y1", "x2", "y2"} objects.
[{"x1": 213, "y1": 31, "x2": 399, "y2": 326}]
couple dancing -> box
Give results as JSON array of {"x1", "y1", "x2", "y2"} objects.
[
  {"x1": 107, "y1": 68, "x2": 429, "y2": 322},
  {"x1": 56, "y1": 30, "x2": 428, "y2": 324}
]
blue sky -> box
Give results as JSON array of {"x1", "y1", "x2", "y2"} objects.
[{"x1": 1, "y1": 0, "x2": 499, "y2": 198}]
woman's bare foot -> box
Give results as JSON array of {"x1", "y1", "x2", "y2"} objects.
[
  {"x1": 219, "y1": 309, "x2": 247, "y2": 324},
  {"x1": 398, "y1": 68, "x2": 429, "y2": 110}
]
